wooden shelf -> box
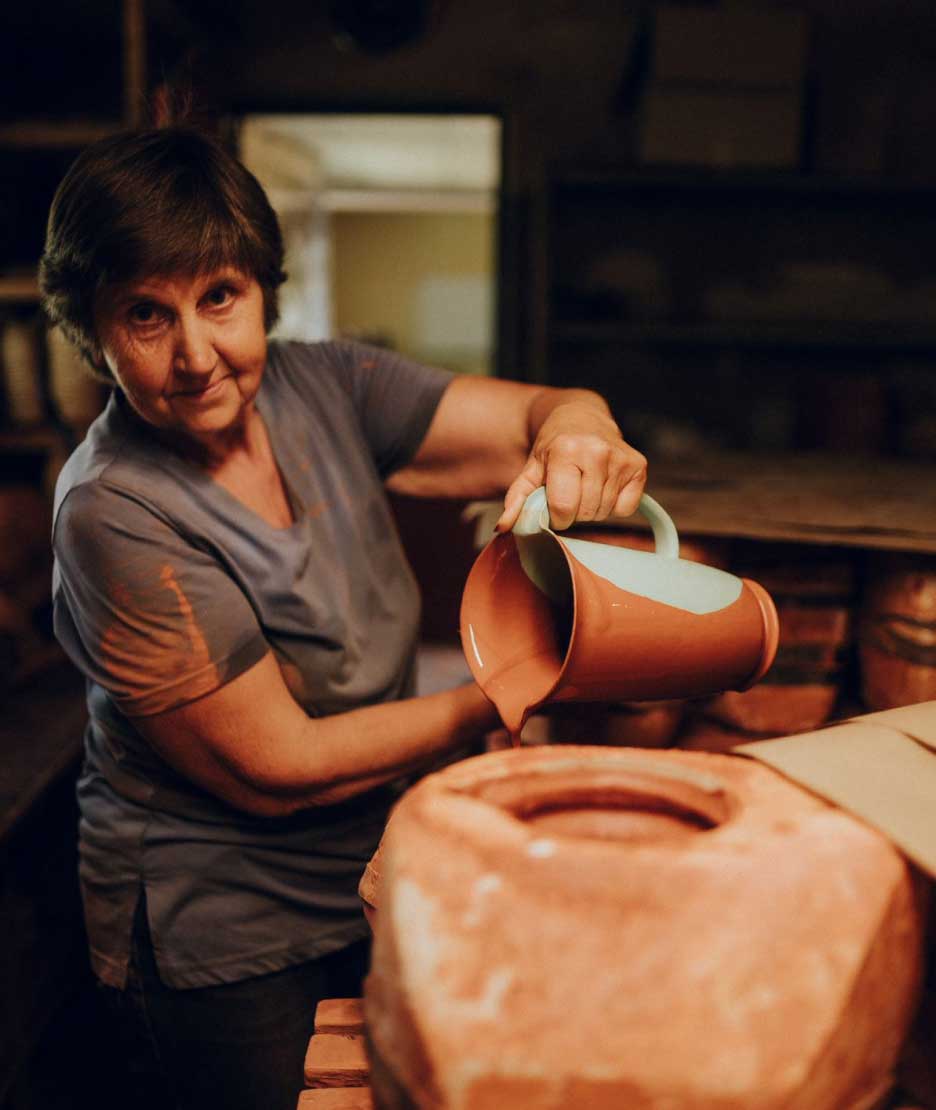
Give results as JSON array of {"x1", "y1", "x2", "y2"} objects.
[
  {"x1": 550, "y1": 164, "x2": 936, "y2": 201},
  {"x1": 468, "y1": 450, "x2": 936, "y2": 554},
  {"x1": 0, "y1": 426, "x2": 70, "y2": 453},
  {"x1": 646, "y1": 450, "x2": 936, "y2": 555},
  {"x1": 0, "y1": 119, "x2": 120, "y2": 149},
  {"x1": 0, "y1": 274, "x2": 41, "y2": 303},
  {"x1": 535, "y1": 163, "x2": 936, "y2": 417}
]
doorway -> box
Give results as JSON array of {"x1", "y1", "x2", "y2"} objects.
[{"x1": 239, "y1": 113, "x2": 501, "y2": 376}]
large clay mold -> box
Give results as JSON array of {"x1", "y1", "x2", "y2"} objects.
[{"x1": 364, "y1": 746, "x2": 924, "y2": 1110}]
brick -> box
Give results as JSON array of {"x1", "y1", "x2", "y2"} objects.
[
  {"x1": 304, "y1": 1033, "x2": 369, "y2": 1088},
  {"x1": 297, "y1": 1088, "x2": 374, "y2": 1109},
  {"x1": 314, "y1": 998, "x2": 366, "y2": 1035}
]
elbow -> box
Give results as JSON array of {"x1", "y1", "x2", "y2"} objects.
[
  {"x1": 229, "y1": 788, "x2": 363, "y2": 819},
  {"x1": 210, "y1": 732, "x2": 380, "y2": 815},
  {"x1": 211, "y1": 777, "x2": 299, "y2": 818},
  {"x1": 219, "y1": 769, "x2": 365, "y2": 818}
]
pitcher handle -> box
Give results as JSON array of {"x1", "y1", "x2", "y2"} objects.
[{"x1": 514, "y1": 487, "x2": 680, "y2": 560}]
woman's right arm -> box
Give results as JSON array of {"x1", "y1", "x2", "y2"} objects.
[
  {"x1": 132, "y1": 651, "x2": 500, "y2": 816},
  {"x1": 54, "y1": 483, "x2": 498, "y2": 817}
]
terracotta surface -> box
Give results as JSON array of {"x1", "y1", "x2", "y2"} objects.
[
  {"x1": 363, "y1": 745, "x2": 924, "y2": 1110},
  {"x1": 861, "y1": 553, "x2": 936, "y2": 710},
  {"x1": 460, "y1": 531, "x2": 778, "y2": 737}
]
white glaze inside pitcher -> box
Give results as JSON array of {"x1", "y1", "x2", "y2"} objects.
[{"x1": 516, "y1": 525, "x2": 743, "y2": 615}]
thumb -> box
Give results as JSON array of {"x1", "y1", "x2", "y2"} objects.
[{"x1": 494, "y1": 458, "x2": 544, "y2": 534}]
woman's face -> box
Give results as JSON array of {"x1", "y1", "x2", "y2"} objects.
[{"x1": 93, "y1": 268, "x2": 268, "y2": 447}]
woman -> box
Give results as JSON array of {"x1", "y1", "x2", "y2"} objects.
[{"x1": 40, "y1": 126, "x2": 646, "y2": 1110}]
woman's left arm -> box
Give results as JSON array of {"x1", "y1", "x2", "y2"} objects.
[{"x1": 386, "y1": 375, "x2": 647, "y2": 532}]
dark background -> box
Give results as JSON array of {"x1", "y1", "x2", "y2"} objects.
[
  {"x1": 3, "y1": 3, "x2": 936, "y2": 1107},
  {"x1": 5, "y1": 0, "x2": 936, "y2": 457}
]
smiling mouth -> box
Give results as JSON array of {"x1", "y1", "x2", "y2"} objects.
[{"x1": 173, "y1": 376, "x2": 230, "y2": 399}]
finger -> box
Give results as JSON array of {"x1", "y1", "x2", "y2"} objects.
[
  {"x1": 597, "y1": 444, "x2": 647, "y2": 520},
  {"x1": 612, "y1": 466, "x2": 647, "y2": 518},
  {"x1": 494, "y1": 458, "x2": 544, "y2": 533},
  {"x1": 575, "y1": 460, "x2": 605, "y2": 522},
  {"x1": 595, "y1": 457, "x2": 627, "y2": 521},
  {"x1": 544, "y1": 461, "x2": 582, "y2": 530}
]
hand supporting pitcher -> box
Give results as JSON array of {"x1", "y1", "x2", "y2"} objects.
[{"x1": 460, "y1": 488, "x2": 780, "y2": 738}]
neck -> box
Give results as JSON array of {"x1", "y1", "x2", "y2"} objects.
[
  {"x1": 119, "y1": 390, "x2": 261, "y2": 470},
  {"x1": 190, "y1": 404, "x2": 259, "y2": 471}
]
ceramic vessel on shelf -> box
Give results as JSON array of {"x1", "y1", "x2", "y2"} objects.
[
  {"x1": 363, "y1": 744, "x2": 924, "y2": 1110},
  {"x1": 459, "y1": 487, "x2": 779, "y2": 737}
]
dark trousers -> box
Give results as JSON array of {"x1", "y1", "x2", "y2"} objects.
[{"x1": 99, "y1": 896, "x2": 371, "y2": 1110}]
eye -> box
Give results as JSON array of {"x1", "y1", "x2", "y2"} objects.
[
  {"x1": 204, "y1": 284, "x2": 235, "y2": 308},
  {"x1": 127, "y1": 301, "x2": 164, "y2": 328}
]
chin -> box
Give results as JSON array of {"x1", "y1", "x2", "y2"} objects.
[
  {"x1": 170, "y1": 395, "x2": 249, "y2": 435},
  {"x1": 185, "y1": 409, "x2": 246, "y2": 437}
]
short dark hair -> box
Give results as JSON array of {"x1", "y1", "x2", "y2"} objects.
[{"x1": 40, "y1": 127, "x2": 287, "y2": 381}]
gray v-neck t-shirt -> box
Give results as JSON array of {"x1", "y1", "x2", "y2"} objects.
[{"x1": 51, "y1": 339, "x2": 453, "y2": 988}]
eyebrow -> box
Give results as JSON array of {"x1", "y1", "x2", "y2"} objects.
[{"x1": 109, "y1": 270, "x2": 247, "y2": 308}]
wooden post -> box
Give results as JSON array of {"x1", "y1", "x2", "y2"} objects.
[{"x1": 122, "y1": 0, "x2": 146, "y2": 127}]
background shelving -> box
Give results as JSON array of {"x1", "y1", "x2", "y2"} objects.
[
  {"x1": 0, "y1": 0, "x2": 144, "y2": 484},
  {"x1": 535, "y1": 167, "x2": 936, "y2": 457}
]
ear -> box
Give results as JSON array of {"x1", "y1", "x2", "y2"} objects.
[{"x1": 82, "y1": 338, "x2": 115, "y2": 384}]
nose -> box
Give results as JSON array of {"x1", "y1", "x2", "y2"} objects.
[{"x1": 172, "y1": 314, "x2": 217, "y2": 378}]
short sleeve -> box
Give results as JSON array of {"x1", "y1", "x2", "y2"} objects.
[
  {"x1": 327, "y1": 341, "x2": 454, "y2": 477},
  {"x1": 52, "y1": 482, "x2": 269, "y2": 717}
]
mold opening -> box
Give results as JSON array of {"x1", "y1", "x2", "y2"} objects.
[
  {"x1": 472, "y1": 774, "x2": 729, "y2": 846},
  {"x1": 523, "y1": 800, "x2": 712, "y2": 845}
]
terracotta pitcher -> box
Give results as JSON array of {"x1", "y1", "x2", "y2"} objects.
[{"x1": 460, "y1": 488, "x2": 779, "y2": 736}]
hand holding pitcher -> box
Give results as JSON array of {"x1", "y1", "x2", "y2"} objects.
[{"x1": 494, "y1": 393, "x2": 647, "y2": 534}]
